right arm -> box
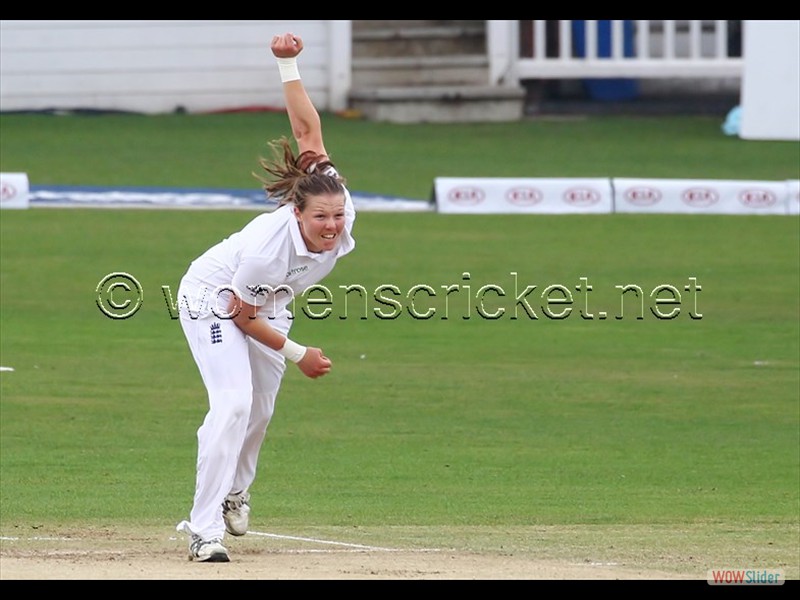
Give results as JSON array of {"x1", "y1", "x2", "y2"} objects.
[
  {"x1": 270, "y1": 33, "x2": 327, "y2": 158},
  {"x1": 228, "y1": 294, "x2": 332, "y2": 379}
]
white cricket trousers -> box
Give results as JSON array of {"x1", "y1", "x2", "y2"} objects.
[{"x1": 176, "y1": 305, "x2": 289, "y2": 541}]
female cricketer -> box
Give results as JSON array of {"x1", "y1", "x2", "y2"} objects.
[{"x1": 175, "y1": 32, "x2": 356, "y2": 562}]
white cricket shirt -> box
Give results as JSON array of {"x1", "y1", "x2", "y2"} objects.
[{"x1": 179, "y1": 186, "x2": 355, "y2": 320}]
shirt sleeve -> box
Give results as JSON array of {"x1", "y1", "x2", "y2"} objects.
[
  {"x1": 343, "y1": 186, "x2": 356, "y2": 231},
  {"x1": 231, "y1": 255, "x2": 288, "y2": 307},
  {"x1": 323, "y1": 165, "x2": 356, "y2": 232}
]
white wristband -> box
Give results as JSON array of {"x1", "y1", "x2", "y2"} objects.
[
  {"x1": 279, "y1": 338, "x2": 307, "y2": 363},
  {"x1": 276, "y1": 57, "x2": 301, "y2": 83}
]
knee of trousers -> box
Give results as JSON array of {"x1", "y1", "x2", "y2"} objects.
[
  {"x1": 205, "y1": 388, "x2": 254, "y2": 427},
  {"x1": 248, "y1": 391, "x2": 277, "y2": 427}
]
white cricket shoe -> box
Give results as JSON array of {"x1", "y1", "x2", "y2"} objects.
[
  {"x1": 222, "y1": 491, "x2": 250, "y2": 536},
  {"x1": 189, "y1": 535, "x2": 229, "y2": 562}
]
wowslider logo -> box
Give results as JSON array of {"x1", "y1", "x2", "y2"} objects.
[{"x1": 707, "y1": 568, "x2": 785, "y2": 585}]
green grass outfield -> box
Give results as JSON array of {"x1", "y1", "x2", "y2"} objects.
[
  {"x1": 1, "y1": 111, "x2": 799, "y2": 198},
  {"x1": 0, "y1": 113, "x2": 799, "y2": 577}
]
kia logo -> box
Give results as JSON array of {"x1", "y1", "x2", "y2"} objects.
[
  {"x1": 739, "y1": 189, "x2": 777, "y2": 208},
  {"x1": 0, "y1": 181, "x2": 16, "y2": 202},
  {"x1": 682, "y1": 187, "x2": 718, "y2": 207},
  {"x1": 624, "y1": 187, "x2": 661, "y2": 206},
  {"x1": 447, "y1": 187, "x2": 485, "y2": 205},
  {"x1": 563, "y1": 187, "x2": 601, "y2": 206},
  {"x1": 506, "y1": 187, "x2": 542, "y2": 206}
]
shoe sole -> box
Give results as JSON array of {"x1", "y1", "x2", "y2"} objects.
[
  {"x1": 203, "y1": 553, "x2": 230, "y2": 563},
  {"x1": 190, "y1": 552, "x2": 230, "y2": 563}
]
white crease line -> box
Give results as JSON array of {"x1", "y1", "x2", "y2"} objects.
[
  {"x1": 251, "y1": 547, "x2": 445, "y2": 554},
  {"x1": 244, "y1": 530, "x2": 400, "y2": 551},
  {"x1": 244, "y1": 530, "x2": 442, "y2": 553}
]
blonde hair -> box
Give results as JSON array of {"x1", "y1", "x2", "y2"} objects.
[{"x1": 254, "y1": 137, "x2": 345, "y2": 209}]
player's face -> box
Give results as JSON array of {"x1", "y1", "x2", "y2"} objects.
[{"x1": 296, "y1": 193, "x2": 346, "y2": 253}]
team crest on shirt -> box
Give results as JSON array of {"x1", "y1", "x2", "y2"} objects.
[{"x1": 210, "y1": 322, "x2": 223, "y2": 345}]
